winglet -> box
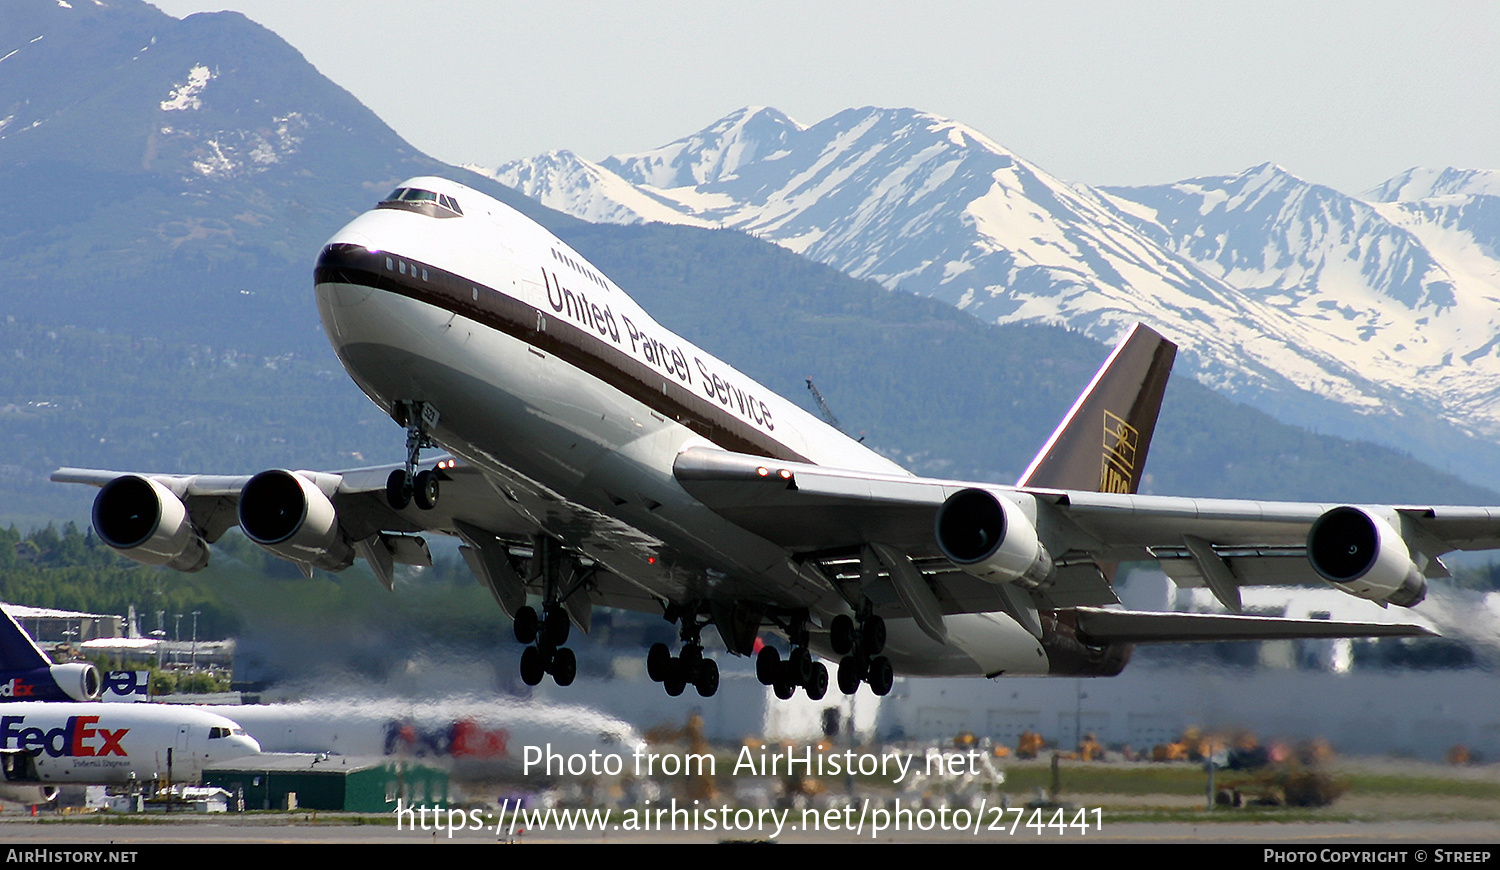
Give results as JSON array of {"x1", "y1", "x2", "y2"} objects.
[{"x1": 1018, "y1": 323, "x2": 1175, "y2": 493}]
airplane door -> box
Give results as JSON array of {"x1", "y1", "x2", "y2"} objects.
[{"x1": 175, "y1": 724, "x2": 192, "y2": 779}]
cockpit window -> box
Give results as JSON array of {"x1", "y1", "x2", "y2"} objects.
[{"x1": 379, "y1": 187, "x2": 463, "y2": 219}]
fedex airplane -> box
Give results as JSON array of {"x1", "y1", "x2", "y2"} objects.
[
  {"x1": 0, "y1": 608, "x2": 260, "y2": 796},
  {"x1": 0, "y1": 703, "x2": 260, "y2": 790},
  {"x1": 206, "y1": 697, "x2": 645, "y2": 784},
  {"x1": 56, "y1": 177, "x2": 1466, "y2": 703}
]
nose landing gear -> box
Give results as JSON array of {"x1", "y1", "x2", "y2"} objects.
[{"x1": 386, "y1": 400, "x2": 441, "y2": 511}]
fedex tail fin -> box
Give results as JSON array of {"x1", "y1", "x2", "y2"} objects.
[
  {"x1": 1018, "y1": 323, "x2": 1175, "y2": 493},
  {"x1": 0, "y1": 606, "x2": 101, "y2": 702},
  {"x1": 0, "y1": 607, "x2": 53, "y2": 672}
]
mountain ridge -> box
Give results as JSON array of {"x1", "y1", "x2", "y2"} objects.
[{"x1": 477, "y1": 106, "x2": 1500, "y2": 488}]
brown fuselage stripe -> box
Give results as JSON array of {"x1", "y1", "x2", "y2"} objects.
[{"x1": 314, "y1": 243, "x2": 809, "y2": 464}]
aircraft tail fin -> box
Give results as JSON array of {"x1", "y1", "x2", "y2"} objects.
[
  {"x1": 1018, "y1": 323, "x2": 1175, "y2": 493},
  {"x1": 0, "y1": 606, "x2": 54, "y2": 671}
]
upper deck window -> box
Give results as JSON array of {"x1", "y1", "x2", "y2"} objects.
[{"x1": 378, "y1": 187, "x2": 463, "y2": 219}]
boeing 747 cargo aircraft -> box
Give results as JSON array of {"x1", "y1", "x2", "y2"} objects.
[{"x1": 57, "y1": 178, "x2": 1466, "y2": 702}]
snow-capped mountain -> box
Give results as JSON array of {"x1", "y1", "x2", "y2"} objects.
[
  {"x1": 1099, "y1": 165, "x2": 1500, "y2": 434},
  {"x1": 474, "y1": 107, "x2": 1500, "y2": 487}
]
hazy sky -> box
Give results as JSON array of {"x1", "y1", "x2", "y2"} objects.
[{"x1": 149, "y1": 1, "x2": 1500, "y2": 195}]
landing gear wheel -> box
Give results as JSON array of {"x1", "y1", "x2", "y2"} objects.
[
  {"x1": 551, "y1": 647, "x2": 576, "y2": 687},
  {"x1": 664, "y1": 676, "x2": 687, "y2": 697},
  {"x1": 413, "y1": 469, "x2": 440, "y2": 511},
  {"x1": 773, "y1": 680, "x2": 795, "y2": 700},
  {"x1": 513, "y1": 606, "x2": 538, "y2": 645},
  {"x1": 868, "y1": 656, "x2": 894, "y2": 696},
  {"x1": 805, "y1": 662, "x2": 829, "y2": 701},
  {"x1": 861, "y1": 615, "x2": 887, "y2": 656},
  {"x1": 756, "y1": 646, "x2": 780, "y2": 685},
  {"x1": 837, "y1": 656, "x2": 864, "y2": 695},
  {"x1": 830, "y1": 615, "x2": 855, "y2": 656},
  {"x1": 545, "y1": 608, "x2": 570, "y2": 646},
  {"x1": 680, "y1": 645, "x2": 703, "y2": 672},
  {"x1": 787, "y1": 647, "x2": 813, "y2": 685},
  {"x1": 647, "y1": 643, "x2": 671, "y2": 682},
  {"x1": 694, "y1": 659, "x2": 719, "y2": 697},
  {"x1": 519, "y1": 646, "x2": 545, "y2": 686},
  {"x1": 386, "y1": 469, "x2": 411, "y2": 510}
]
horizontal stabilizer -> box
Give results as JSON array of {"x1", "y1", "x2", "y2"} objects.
[{"x1": 1071, "y1": 606, "x2": 1436, "y2": 644}]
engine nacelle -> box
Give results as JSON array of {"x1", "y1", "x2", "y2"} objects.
[
  {"x1": 237, "y1": 470, "x2": 354, "y2": 572},
  {"x1": 1, "y1": 664, "x2": 101, "y2": 702},
  {"x1": 0, "y1": 784, "x2": 58, "y2": 806},
  {"x1": 92, "y1": 475, "x2": 209, "y2": 572},
  {"x1": 1307, "y1": 506, "x2": 1427, "y2": 608},
  {"x1": 935, "y1": 488, "x2": 1054, "y2": 586},
  {"x1": 50, "y1": 663, "x2": 102, "y2": 701}
]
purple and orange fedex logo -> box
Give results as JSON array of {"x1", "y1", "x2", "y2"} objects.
[{"x1": 1, "y1": 715, "x2": 129, "y2": 757}]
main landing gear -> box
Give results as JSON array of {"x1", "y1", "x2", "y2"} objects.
[
  {"x1": 514, "y1": 604, "x2": 576, "y2": 687},
  {"x1": 513, "y1": 536, "x2": 591, "y2": 688},
  {"x1": 829, "y1": 611, "x2": 893, "y2": 696},
  {"x1": 387, "y1": 400, "x2": 441, "y2": 511},
  {"x1": 647, "y1": 603, "x2": 719, "y2": 698},
  {"x1": 755, "y1": 615, "x2": 830, "y2": 700}
]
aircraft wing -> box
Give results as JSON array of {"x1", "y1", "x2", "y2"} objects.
[
  {"x1": 673, "y1": 445, "x2": 1477, "y2": 631},
  {"x1": 52, "y1": 457, "x2": 668, "y2": 625},
  {"x1": 53, "y1": 458, "x2": 533, "y2": 547}
]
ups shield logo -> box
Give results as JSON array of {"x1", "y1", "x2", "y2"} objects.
[{"x1": 1100, "y1": 410, "x2": 1140, "y2": 494}]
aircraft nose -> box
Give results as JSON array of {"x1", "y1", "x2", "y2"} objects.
[{"x1": 230, "y1": 735, "x2": 262, "y2": 757}]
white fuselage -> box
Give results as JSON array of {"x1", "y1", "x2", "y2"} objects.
[
  {"x1": 313, "y1": 178, "x2": 1049, "y2": 678},
  {"x1": 206, "y1": 698, "x2": 644, "y2": 782},
  {"x1": 0, "y1": 703, "x2": 260, "y2": 786}
]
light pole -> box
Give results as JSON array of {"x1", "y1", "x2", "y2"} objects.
[{"x1": 190, "y1": 611, "x2": 201, "y2": 671}]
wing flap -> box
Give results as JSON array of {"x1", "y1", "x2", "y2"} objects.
[
  {"x1": 1072, "y1": 606, "x2": 1436, "y2": 644},
  {"x1": 673, "y1": 447, "x2": 949, "y2": 552}
]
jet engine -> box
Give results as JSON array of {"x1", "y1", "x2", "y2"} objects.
[
  {"x1": 49, "y1": 662, "x2": 102, "y2": 701},
  {"x1": 237, "y1": 470, "x2": 354, "y2": 572},
  {"x1": 935, "y1": 488, "x2": 1054, "y2": 587},
  {"x1": 1307, "y1": 506, "x2": 1427, "y2": 608},
  {"x1": 1, "y1": 664, "x2": 101, "y2": 702},
  {"x1": 92, "y1": 475, "x2": 210, "y2": 572},
  {"x1": 0, "y1": 784, "x2": 58, "y2": 806}
]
